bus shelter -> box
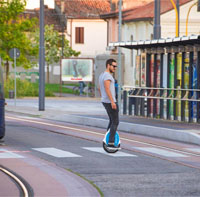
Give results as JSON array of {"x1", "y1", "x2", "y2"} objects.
[{"x1": 109, "y1": 35, "x2": 200, "y2": 123}]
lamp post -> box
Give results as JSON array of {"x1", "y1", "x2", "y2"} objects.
[
  {"x1": 118, "y1": 0, "x2": 122, "y2": 113},
  {"x1": 39, "y1": 0, "x2": 45, "y2": 111},
  {"x1": 154, "y1": 0, "x2": 161, "y2": 39},
  {"x1": 169, "y1": 0, "x2": 179, "y2": 37},
  {"x1": 176, "y1": 0, "x2": 180, "y2": 37}
]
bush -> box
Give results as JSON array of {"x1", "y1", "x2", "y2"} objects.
[{"x1": 4, "y1": 78, "x2": 54, "y2": 98}]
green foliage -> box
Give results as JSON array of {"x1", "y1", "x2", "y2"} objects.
[
  {"x1": 4, "y1": 79, "x2": 75, "y2": 97},
  {"x1": 34, "y1": 24, "x2": 81, "y2": 64},
  {"x1": 62, "y1": 39, "x2": 80, "y2": 58},
  {"x1": 46, "y1": 83, "x2": 75, "y2": 94},
  {"x1": 33, "y1": 24, "x2": 80, "y2": 83},
  {"x1": 0, "y1": 0, "x2": 39, "y2": 78},
  {"x1": 4, "y1": 79, "x2": 54, "y2": 97}
]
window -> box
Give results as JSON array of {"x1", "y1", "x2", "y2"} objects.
[{"x1": 75, "y1": 27, "x2": 84, "y2": 44}]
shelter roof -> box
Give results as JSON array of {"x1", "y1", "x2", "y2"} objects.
[{"x1": 109, "y1": 35, "x2": 200, "y2": 50}]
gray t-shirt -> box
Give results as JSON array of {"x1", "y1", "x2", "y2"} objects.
[{"x1": 99, "y1": 72, "x2": 116, "y2": 103}]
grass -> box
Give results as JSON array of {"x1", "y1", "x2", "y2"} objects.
[
  {"x1": 4, "y1": 78, "x2": 77, "y2": 98},
  {"x1": 66, "y1": 168, "x2": 104, "y2": 197}
]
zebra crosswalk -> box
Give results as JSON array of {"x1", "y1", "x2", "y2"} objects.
[
  {"x1": 0, "y1": 146, "x2": 193, "y2": 159},
  {"x1": 83, "y1": 147, "x2": 137, "y2": 157},
  {"x1": 32, "y1": 147, "x2": 82, "y2": 158},
  {"x1": 185, "y1": 148, "x2": 200, "y2": 153},
  {"x1": 134, "y1": 147, "x2": 188, "y2": 157},
  {"x1": 0, "y1": 148, "x2": 24, "y2": 159}
]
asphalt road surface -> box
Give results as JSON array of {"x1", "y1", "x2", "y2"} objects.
[{"x1": 3, "y1": 113, "x2": 200, "y2": 197}]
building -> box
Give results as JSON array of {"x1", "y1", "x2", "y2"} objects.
[
  {"x1": 102, "y1": 0, "x2": 200, "y2": 86},
  {"x1": 10, "y1": 0, "x2": 111, "y2": 84},
  {"x1": 55, "y1": 0, "x2": 110, "y2": 57}
]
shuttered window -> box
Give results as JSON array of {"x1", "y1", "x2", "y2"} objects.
[{"x1": 75, "y1": 27, "x2": 84, "y2": 44}]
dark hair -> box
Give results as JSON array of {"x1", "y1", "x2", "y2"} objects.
[{"x1": 106, "y1": 59, "x2": 116, "y2": 68}]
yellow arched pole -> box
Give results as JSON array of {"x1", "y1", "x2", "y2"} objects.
[
  {"x1": 169, "y1": 0, "x2": 179, "y2": 37},
  {"x1": 186, "y1": 2, "x2": 197, "y2": 36}
]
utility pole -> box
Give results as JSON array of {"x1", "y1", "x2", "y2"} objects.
[
  {"x1": 61, "y1": 0, "x2": 65, "y2": 57},
  {"x1": 154, "y1": 0, "x2": 161, "y2": 39},
  {"x1": 176, "y1": 0, "x2": 180, "y2": 37},
  {"x1": 118, "y1": 0, "x2": 122, "y2": 114},
  {"x1": 39, "y1": 0, "x2": 45, "y2": 111}
]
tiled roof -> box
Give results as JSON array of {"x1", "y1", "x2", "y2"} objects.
[
  {"x1": 22, "y1": 7, "x2": 64, "y2": 32},
  {"x1": 123, "y1": 0, "x2": 192, "y2": 22},
  {"x1": 55, "y1": 0, "x2": 110, "y2": 19},
  {"x1": 101, "y1": 0, "x2": 153, "y2": 19}
]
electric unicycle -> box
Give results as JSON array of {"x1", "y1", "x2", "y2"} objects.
[{"x1": 103, "y1": 130, "x2": 121, "y2": 153}]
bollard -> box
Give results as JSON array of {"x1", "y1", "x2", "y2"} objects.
[
  {"x1": 0, "y1": 99, "x2": 5, "y2": 139},
  {"x1": 128, "y1": 97, "x2": 135, "y2": 115},
  {"x1": 9, "y1": 90, "x2": 14, "y2": 99},
  {"x1": 123, "y1": 90, "x2": 127, "y2": 115}
]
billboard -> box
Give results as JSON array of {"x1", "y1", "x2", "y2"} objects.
[
  {"x1": 191, "y1": 54, "x2": 197, "y2": 122},
  {"x1": 141, "y1": 53, "x2": 146, "y2": 87},
  {"x1": 184, "y1": 53, "x2": 189, "y2": 121},
  {"x1": 155, "y1": 55, "x2": 161, "y2": 116},
  {"x1": 169, "y1": 54, "x2": 175, "y2": 119},
  {"x1": 62, "y1": 58, "x2": 93, "y2": 82},
  {"x1": 176, "y1": 53, "x2": 182, "y2": 121},
  {"x1": 135, "y1": 55, "x2": 141, "y2": 87},
  {"x1": 149, "y1": 55, "x2": 154, "y2": 117}
]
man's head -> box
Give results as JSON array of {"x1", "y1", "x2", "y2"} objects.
[{"x1": 106, "y1": 59, "x2": 117, "y2": 73}]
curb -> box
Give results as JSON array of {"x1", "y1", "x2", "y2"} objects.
[
  {"x1": 5, "y1": 108, "x2": 200, "y2": 146},
  {"x1": 55, "y1": 114, "x2": 200, "y2": 146}
]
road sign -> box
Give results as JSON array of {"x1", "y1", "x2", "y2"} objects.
[
  {"x1": 9, "y1": 48, "x2": 20, "y2": 59},
  {"x1": 9, "y1": 48, "x2": 20, "y2": 107}
]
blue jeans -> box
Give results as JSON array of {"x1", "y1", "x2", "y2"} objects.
[
  {"x1": 102, "y1": 102, "x2": 119, "y2": 143},
  {"x1": 79, "y1": 82, "x2": 85, "y2": 95}
]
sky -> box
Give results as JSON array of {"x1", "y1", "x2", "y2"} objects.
[{"x1": 26, "y1": 0, "x2": 55, "y2": 9}]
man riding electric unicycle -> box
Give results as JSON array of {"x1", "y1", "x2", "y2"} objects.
[{"x1": 99, "y1": 59, "x2": 121, "y2": 153}]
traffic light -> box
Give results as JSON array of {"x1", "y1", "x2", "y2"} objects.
[{"x1": 198, "y1": 0, "x2": 200, "y2": 12}]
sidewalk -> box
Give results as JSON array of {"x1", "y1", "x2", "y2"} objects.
[{"x1": 5, "y1": 96, "x2": 200, "y2": 145}]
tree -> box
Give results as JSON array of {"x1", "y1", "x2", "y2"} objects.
[
  {"x1": 34, "y1": 24, "x2": 80, "y2": 83},
  {"x1": 0, "y1": 0, "x2": 38, "y2": 80}
]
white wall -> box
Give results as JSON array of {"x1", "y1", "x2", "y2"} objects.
[
  {"x1": 161, "y1": 0, "x2": 200, "y2": 38},
  {"x1": 122, "y1": 21, "x2": 153, "y2": 86},
  {"x1": 26, "y1": 0, "x2": 54, "y2": 9},
  {"x1": 67, "y1": 19, "x2": 107, "y2": 57}
]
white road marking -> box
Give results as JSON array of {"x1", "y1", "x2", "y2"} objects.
[
  {"x1": 185, "y1": 148, "x2": 200, "y2": 153},
  {"x1": 134, "y1": 147, "x2": 188, "y2": 157},
  {"x1": 32, "y1": 148, "x2": 81, "y2": 158},
  {"x1": 0, "y1": 149, "x2": 24, "y2": 159},
  {"x1": 83, "y1": 147, "x2": 137, "y2": 157}
]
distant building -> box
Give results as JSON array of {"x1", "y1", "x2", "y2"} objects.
[
  {"x1": 19, "y1": 0, "x2": 111, "y2": 84},
  {"x1": 25, "y1": 0, "x2": 110, "y2": 57},
  {"x1": 55, "y1": 0, "x2": 110, "y2": 57},
  {"x1": 101, "y1": 0, "x2": 200, "y2": 86}
]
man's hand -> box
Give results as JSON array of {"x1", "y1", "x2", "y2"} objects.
[{"x1": 111, "y1": 102, "x2": 117, "y2": 110}]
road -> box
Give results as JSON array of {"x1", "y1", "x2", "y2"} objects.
[{"x1": 2, "y1": 112, "x2": 200, "y2": 197}]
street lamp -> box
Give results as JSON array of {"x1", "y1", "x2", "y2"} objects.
[
  {"x1": 169, "y1": 0, "x2": 179, "y2": 37},
  {"x1": 186, "y1": 1, "x2": 198, "y2": 36},
  {"x1": 39, "y1": 0, "x2": 45, "y2": 111},
  {"x1": 118, "y1": 0, "x2": 122, "y2": 114},
  {"x1": 154, "y1": 0, "x2": 161, "y2": 39}
]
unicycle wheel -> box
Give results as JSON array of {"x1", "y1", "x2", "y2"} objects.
[{"x1": 102, "y1": 142, "x2": 120, "y2": 153}]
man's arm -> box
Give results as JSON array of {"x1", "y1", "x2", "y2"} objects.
[{"x1": 104, "y1": 80, "x2": 117, "y2": 109}]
